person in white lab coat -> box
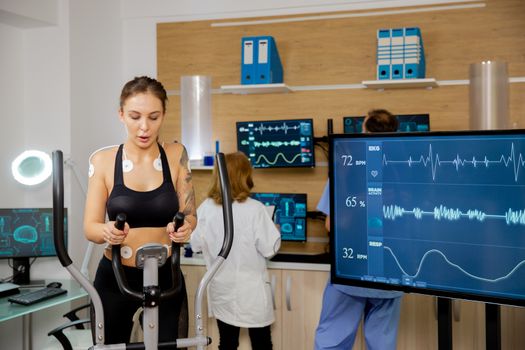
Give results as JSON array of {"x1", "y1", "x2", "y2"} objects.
[{"x1": 191, "y1": 151, "x2": 281, "y2": 350}]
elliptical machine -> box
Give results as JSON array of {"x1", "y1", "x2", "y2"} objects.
[{"x1": 52, "y1": 150, "x2": 234, "y2": 349}]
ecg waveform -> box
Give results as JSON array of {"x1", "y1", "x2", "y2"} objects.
[
  {"x1": 251, "y1": 140, "x2": 301, "y2": 148},
  {"x1": 383, "y1": 246, "x2": 525, "y2": 283},
  {"x1": 383, "y1": 204, "x2": 525, "y2": 225},
  {"x1": 255, "y1": 153, "x2": 304, "y2": 165},
  {"x1": 237, "y1": 122, "x2": 301, "y2": 135},
  {"x1": 382, "y1": 142, "x2": 525, "y2": 182}
]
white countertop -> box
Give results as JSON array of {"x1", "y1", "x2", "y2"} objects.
[{"x1": 181, "y1": 254, "x2": 330, "y2": 272}]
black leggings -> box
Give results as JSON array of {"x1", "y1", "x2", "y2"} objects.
[
  {"x1": 216, "y1": 319, "x2": 273, "y2": 350},
  {"x1": 92, "y1": 256, "x2": 187, "y2": 346}
]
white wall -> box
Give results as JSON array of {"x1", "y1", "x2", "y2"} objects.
[
  {"x1": 0, "y1": 0, "x2": 72, "y2": 347},
  {"x1": 69, "y1": 0, "x2": 125, "y2": 281},
  {"x1": 0, "y1": 22, "x2": 25, "y2": 209},
  {"x1": 0, "y1": 21, "x2": 29, "y2": 350},
  {"x1": 0, "y1": 0, "x2": 58, "y2": 28}
]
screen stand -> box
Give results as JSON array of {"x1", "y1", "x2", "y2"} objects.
[
  {"x1": 485, "y1": 303, "x2": 501, "y2": 350},
  {"x1": 437, "y1": 297, "x2": 453, "y2": 350},
  {"x1": 12, "y1": 257, "x2": 45, "y2": 288}
]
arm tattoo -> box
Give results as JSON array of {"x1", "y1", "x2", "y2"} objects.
[
  {"x1": 182, "y1": 187, "x2": 196, "y2": 217},
  {"x1": 178, "y1": 146, "x2": 196, "y2": 218},
  {"x1": 180, "y1": 147, "x2": 189, "y2": 168},
  {"x1": 180, "y1": 148, "x2": 193, "y2": 183}
]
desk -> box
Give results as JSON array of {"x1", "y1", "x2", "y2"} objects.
[{"x1": 0, "y1": 279, "x2": 88, "y2": 350}]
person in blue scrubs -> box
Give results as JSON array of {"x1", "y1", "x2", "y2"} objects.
[{"x1": 314, "y1": 109, "x2": 403, "y2": 350}]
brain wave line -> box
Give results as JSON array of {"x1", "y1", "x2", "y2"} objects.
[{"x1": 383, "y1": 204, "x2": 525, "y2": 225}]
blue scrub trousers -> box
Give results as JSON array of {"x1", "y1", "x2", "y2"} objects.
[{"x1": 314, "y1": 282, "x2": 402, "y2": 350}]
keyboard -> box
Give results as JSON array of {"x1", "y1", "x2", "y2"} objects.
[{"x1": 8, "y1": 287, "x2": 67, "y2": 306}]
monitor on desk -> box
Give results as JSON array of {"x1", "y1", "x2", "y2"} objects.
[
  {"x1": 236, "y1": 118, "x2": 315, "y2": 168},
  {"x1": 0, "y1": 208, "x2": 68, "y2": 286},
  {"x1": 250, "y1": 192, "x2": 307, "y2": 242}
]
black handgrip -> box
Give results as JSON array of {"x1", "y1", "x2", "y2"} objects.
[
  {"x1": 171, "y1": 212, "x2": 185, "y2": 274},
  {"x1": 173, "y1": 212, "x2": 185, "y2": 230},
  {"x1": 114, "y1": 213, "x2": 126, "y2": 231},
  {"x1": 52, "y1": 150, "x2": 72, "y2": 267},
  {"x1": 111, "y1": 213, "x2": 141, "y2": 300},
  {"x1": 160, "y1": 212, "x2": 185, "y2": 300},
  {"x1": 216, "y1": 152, "x2": 234, "y2": 259}
]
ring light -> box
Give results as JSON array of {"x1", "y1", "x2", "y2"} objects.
[{"x1": 11, "y1": 150, "x2": 52, "y2": 186}]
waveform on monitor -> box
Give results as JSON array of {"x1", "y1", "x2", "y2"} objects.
[
  {"x1": 255, "y1": 153, "x2": 303, "y2": 165},
  {"x1": 383, "y1": 204, "x2": 525, "y2": 225},
  {"x1": 253, "y1": 140, "x2": 301, "y2": 148},
  {"x1": 382, "y1": 142, "x2": 525, "y2": 182},
  {"x1": 383, "y1": 246, "x2": 525, "y2": 282},
  {"x1": 254, "y1": 122, "x2": 301, "y2": 135}
]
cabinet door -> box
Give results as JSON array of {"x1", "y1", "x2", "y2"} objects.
[
  {"x1": 452, "y1": 299, "x2": 484, "y2": 350},
  {"x1": 269, "y1": 269, "x2": 283, "y2": 350},
  {"x1": 397, "y1": 294, "x2": 438, "y2": 350},
  {"x1": 501, "y1": 304, "x2": 525, "y2": 349},
  {"x1": 280, "y1": 269, "x2": 328, "y2": 350},
  {"x1": 180, "y1": 265, "x2": 209, "y2": 339}
]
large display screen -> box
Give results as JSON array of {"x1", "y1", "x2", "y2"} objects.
[
  {"x1": 236, "y1": 119, "x2": 315, "y2": 168},
  {"x1": 330, "y1": 130, "x2": 525, "y2": 306},
  {"x1": 250, "y1": 192, "x2": 307, "y2": 241}
]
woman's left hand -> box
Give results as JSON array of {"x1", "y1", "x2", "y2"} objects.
[{"x1": 167, "y1": 220, "x2": 193, "y2": 243}]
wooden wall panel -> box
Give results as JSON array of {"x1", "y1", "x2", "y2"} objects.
[
  {"x1": 158, "y1": 0, "x2": 525, "y2": 89},
  {"x1": 157, "y1": 0, "x2": 525, "y2": 246}
]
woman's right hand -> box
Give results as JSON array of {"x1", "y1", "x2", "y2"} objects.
[
  {"x1": 166, "y1": 220, "x2": 193, "y2": 243},
  {"x1": 102, "y1": 221, "x2": 129, "y2": 245}
]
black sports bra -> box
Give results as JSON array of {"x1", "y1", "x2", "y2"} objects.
[{"x1": 107, "y1": 144, "x2": 179, "y2": 228}]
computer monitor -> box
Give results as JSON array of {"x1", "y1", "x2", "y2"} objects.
[
  {"x1": 343, "y1": 114, "x2": 430, "y2": 133},
  {"x1": 330, "y1": 129, "x2": 525, "y2": 306},
  {"x1": 236, "y1": 118, "x2": 315, "y2": 168},
  {"x1": 0, "y1": 208, "x2": 68, "y2": 285},
  {"x1": 250, "y1": 192, "x2": 307, "y2": 241}
]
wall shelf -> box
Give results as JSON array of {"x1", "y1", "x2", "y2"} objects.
[
  {"x1": 191, "y1": 165, "x2": 214, "y2": 171},
  {"x1": 220, "y1": 83, "x2": 291, "y2": 95},
  {"x1": 362, "y1": 78, "x2": 438, "y2": 89},
  {"x1": 164, "y1": 77, "x2": 525, "y2": 96},
  {"x1": 189, "y1": 159, "x2": 214, "y2": 171}
]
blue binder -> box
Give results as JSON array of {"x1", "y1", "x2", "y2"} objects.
[
  {"x1": 255, "y1": 36, "x2": 283, "y2": 84},
  {"x1": 403, "y1": 27, "x2": 425, "y2": 78},
  {"x1": 390, "y1": 28, "x2": 404, "y2": 79},
  {"x1": 241, "y1": 38, "x2": 257, "y2": 84},
  {"x1": 376, "y1": 29, "x2": 391, "y2": 80}
]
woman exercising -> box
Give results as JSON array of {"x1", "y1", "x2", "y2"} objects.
[{"x1": 83, "y1": 76, "x2": 197, "y2": 344}]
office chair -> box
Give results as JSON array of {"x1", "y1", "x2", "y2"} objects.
[{"x1": 45, "y1": 303, "x2": 92, "y2": 350}]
